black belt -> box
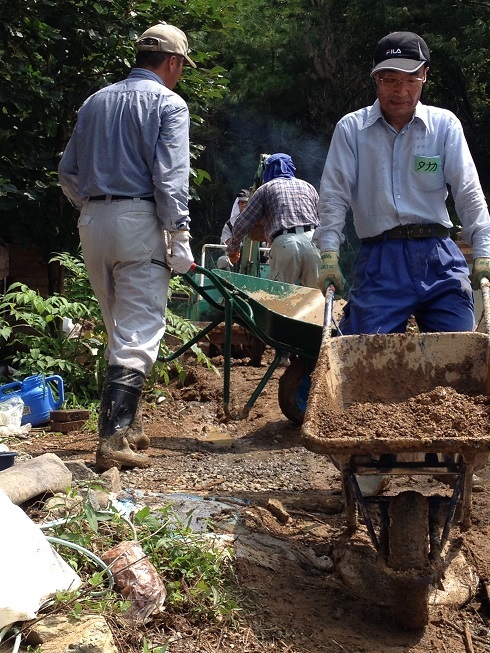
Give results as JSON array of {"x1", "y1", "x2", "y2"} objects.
[
  {"x1": 271, "y1": 224, "x2": 315, "y2": 241},
  {"x1": 362, "y1": 223, "x2": 450, "y2": 242},
  {"x1": 88, "y1": 195, "x2": 156, "y2": 203}
]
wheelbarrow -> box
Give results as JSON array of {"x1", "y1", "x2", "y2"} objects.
[
  {"x1": 162, "y1": 264, "x2": 331, "y2": 421},
  {"x1": 301, "y1": 280, "x2": 490, "y2": 630}
]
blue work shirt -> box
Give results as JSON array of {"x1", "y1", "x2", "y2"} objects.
[
  {"x1": 58, "y1": 68, "x2": 191, "y2": 231},
  {"x1": 313, "y1": 100, "x2": 490, "y2": 258}
]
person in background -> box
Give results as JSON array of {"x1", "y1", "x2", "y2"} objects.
[
  {"x1": 221, "y1": 189, "x2": 250, "y2": 246},
  {"x1": 58, "y1": 22, "x2": 196, "y2": 470},
  {"x1": 315, "y1": 30, "x2": 490, "y2": 334},
  {"x1": 217, "y1": 189, "x2": 249, "y2": 270},
  {"x1": 227, "y1": 153, "x2": 321, "y2": 288}
]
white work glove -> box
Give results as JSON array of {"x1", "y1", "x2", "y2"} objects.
[
  {"x1": 317, "y1": 251, "x2": 345, "y2": 295},
  {"x1": 167, "y1": 230, "x2": 194, "y2": 274}
]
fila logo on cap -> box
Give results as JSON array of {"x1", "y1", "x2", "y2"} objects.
[{"x1": 386, "y1": 48, "x2": 402, "y2": 55}]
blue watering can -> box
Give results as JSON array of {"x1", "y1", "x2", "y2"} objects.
[{"x1": 0, "y1": 374, "x2": 64, "y2": 426}]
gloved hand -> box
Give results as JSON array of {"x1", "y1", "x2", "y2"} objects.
[
  {"x1": 167, "y1": 230, "x2": 194, "y2": 274},
  {"x1": 317, "y1": 251, "x2": 345, "y2": 294},
  {"x1": 472, "y1": 258, "x2": 490, "y2": 290},
  {"x1": 228, "y1": 249, "x2": 241, "y2": 265}
]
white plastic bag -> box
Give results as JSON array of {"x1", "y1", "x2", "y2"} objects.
[
  {"x1": 0, "y1": 396, "x2": 24, "y2": 427},
  {"x1": 0, "y1": 489, "x2": 81, "y2": 629},
  {"x1": 0, "y1": 396, "x2": 31, "y2": 437}
]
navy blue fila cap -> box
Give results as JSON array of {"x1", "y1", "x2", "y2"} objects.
[{"x1": 371, "y1": 31, "x2": 430, "y2": 75}]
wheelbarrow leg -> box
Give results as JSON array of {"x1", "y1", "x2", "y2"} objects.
[
  {"x1": 338, "y1": 456, "x2": 358, "y2": 532},
  {"x1": 222, "y1": 296, "x2": 234, "y2": 411},
  {"x1": 224, "y1": 347, "x2": 283, "y2": 420}
]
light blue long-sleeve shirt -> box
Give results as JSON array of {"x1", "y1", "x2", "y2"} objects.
[
  {"x1": 313, "y1": 99, "x2": 490, "y2": 258},
  {"x1": 58, "y1": 68, "x2": 191, "y2": 231}
]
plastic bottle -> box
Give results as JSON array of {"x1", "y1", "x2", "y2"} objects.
[{"x1": 101, "y1": 541, "x2": 166, "y2": 623}]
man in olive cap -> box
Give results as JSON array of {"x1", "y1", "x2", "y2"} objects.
[
  {"x1": 315, "y1": 30, "x2": 490, "y2": 334},
  {"x1": 58, "y1": 22, "x2": 196, "y2": 470}
]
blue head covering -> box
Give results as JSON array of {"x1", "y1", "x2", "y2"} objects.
[{"x1": 263, "y1": 153, "x2": 296, "y2": 183}]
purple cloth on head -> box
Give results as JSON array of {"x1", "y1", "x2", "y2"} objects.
[{"x1": 263, "y1": 153, "x2": 296, "y2": 183}]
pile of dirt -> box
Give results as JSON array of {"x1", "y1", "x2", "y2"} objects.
[{"x1": 314, "y1": 386, "x2": 490, "y2": 441}]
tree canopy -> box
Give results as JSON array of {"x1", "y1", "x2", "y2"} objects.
[
  {"x1": 0, "y1": 0, "x2": 488, "y2": 262},
  {"x1": 0, "y1": 0, "x2": 234, "y2": 258}
]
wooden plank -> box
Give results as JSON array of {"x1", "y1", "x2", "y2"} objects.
[{"x1": 50, "y1": 409, "x2": 90, "y2": 422}]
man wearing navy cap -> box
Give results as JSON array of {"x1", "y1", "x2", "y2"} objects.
[
  {"x1": 227, "y1": 153, "x2": 321, "y2": 288},
  {"x1": 314, "y1": 31, "x2": 490, "y2": 335}
]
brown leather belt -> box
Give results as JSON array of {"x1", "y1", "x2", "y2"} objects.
[
  {"x1": 88, "y1": 195, "x2": 156, "y2": 203},
  {"x1": 362, "y1": 223, "x2": 450, "y2": 242}
]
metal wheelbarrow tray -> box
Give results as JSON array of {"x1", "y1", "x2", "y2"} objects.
[
  {"x1": 168, "y1": 265, "x2": 327, "y2": 419},
  {"x1": 302, "y1": 330, "x2": 490, "y2": 458}
]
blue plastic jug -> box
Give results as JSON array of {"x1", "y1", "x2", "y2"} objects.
[{"x1": 0, "y1": 374, "x2": 64, "y2": 426}]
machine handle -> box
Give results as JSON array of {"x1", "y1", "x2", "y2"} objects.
[{"x1": 321, "y1": 284, "x2": 336, "y2": 348}]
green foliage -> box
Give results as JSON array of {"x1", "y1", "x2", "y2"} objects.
[
  {"x1": 142, "y1": 641, "x2": 168, "y2": 653},
  {"x1": 134, "y1": 505, "x2": 238, "y2": 620},
  {"x1": 0, "y1": 280, "x2": 105, "y2": 401},
  {"x1": 0, "y1": 251, "x2": 215, "y2": 404},
  {"x1": 44, "y1": 493, "x2": 239, "y2": 629},
  {"x1": 0, "y1": 0, "x2": 238, "y2": 257}
]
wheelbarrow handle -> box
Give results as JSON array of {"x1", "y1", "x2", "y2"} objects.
[
  {"x1": 321, "y1": 284, "x2": 336, "y2": 347},
  {"x1": 480, "y1": 277, "x2": 490, "y2": 335}
]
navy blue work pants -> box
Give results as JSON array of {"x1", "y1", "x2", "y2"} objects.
[{"x1": 340, "y1": 237, "x2": 474, "y2": 335}]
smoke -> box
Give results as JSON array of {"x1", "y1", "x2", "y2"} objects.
[{"x1": 190, "y1": 107, "x2": 329, "y2": 245}]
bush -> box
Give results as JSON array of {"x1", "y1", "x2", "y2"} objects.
[{"x1": 0, "y1": 251, "x2": 214, "y2": 406}]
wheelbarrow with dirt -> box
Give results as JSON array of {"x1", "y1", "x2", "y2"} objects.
[
  {"x1": 301, "y1": 281, "x2": 490, "y2": 630},
  {"x1": 164, "y1": 264, "x2": 336, "y2": 421}
]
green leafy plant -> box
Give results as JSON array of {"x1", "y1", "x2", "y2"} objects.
[
  {"x1": 0, "y1": 281, "x2": 104, "y2": 402},
  {"x1": 0, "y1": 251, "x2": 216, "y2": 404},
  {"x1": 43, "y1": 494, "x2": 239, "y2": 630},
  {"x1": 134, "y1": 505, "x2": 238, "y2": 621},
  {"x1": 142, "y1": 640, "x2": 168, "y2": 653}
]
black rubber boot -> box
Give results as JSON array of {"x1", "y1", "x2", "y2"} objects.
[
  {"x1": 96, "y1": 366, "x2": 150, "y2": 470},
  {"x1": 125, "y1": 397, "x2": 151, "y2": 450}
]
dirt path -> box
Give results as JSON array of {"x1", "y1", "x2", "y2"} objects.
[{"x1": 14, "y1": 350, "x2": 490, "y2": 652}]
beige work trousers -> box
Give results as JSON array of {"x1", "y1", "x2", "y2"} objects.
[
  {"x1": 268, "y1": 229, "x2": 321, "y2": 288},
  {"x1": 78, "y1": 198, "x2": 170, "y2": 377}
]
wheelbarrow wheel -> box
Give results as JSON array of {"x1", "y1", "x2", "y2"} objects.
[
  {"x1": 278, "y1": 355, "x2": 311, "y2": 425},
  {"x1": 387, "y1": 491, "x2": 431, "y2": 630}
]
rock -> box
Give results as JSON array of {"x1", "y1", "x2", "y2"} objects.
[
  {"x1": 0, "y1": 453, "x2": 72, "y2": 505},
  {"x1": 266, "y1": 498, "x2": 290, "y2": 523},
  {"x1": 25, "y1": 615, "x2": 117, "y2": 653},
  {"x1": 44, "y1": 492, "x2": 84, "y2": 517},
  {"x1": 64, "y1": 459, "x2": 97, "y2": 482},
  {"x1": 100, "y1": 467, "x2": 122, "y2": 493},
  {"x1": 87, "y1": 487, "x2": 110, "y2": 510}
]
